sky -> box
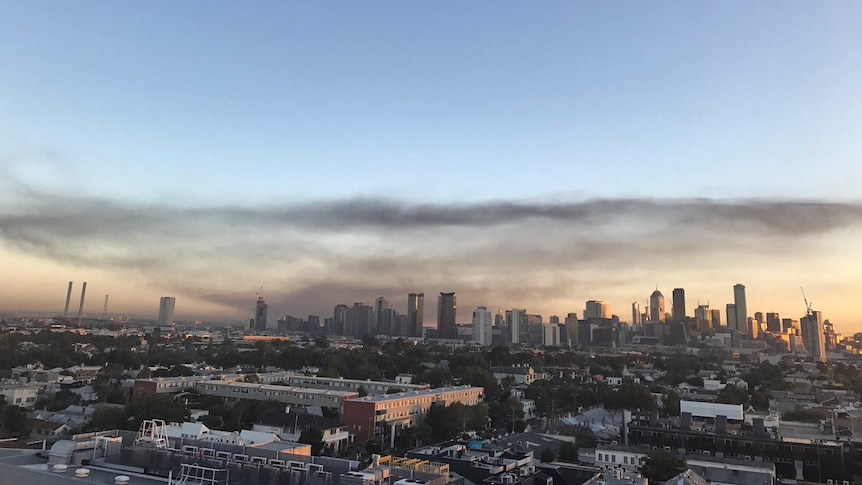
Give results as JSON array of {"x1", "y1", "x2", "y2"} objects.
[{"x1": 1, "y1": 2, "x2": 862, "y2": 332}]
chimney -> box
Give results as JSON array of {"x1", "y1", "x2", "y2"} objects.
[
  {"x1": 715, "y1": 415, "x2": 727, "y2": 435},
  {"x1": 77, "y1": 282, "x2": 87, "y2": 325},
  {"x1": 680, "y1": 412, "x2": 692, "y2": 430},
  {"x1": 64, "y1": 282, "x2": 73, "y2": 317}
]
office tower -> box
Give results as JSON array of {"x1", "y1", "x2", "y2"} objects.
[
  {"x1": 672, "y1": 288, "x2": 686, "y2": 321},
  {"x1": 407, "y1": 293, "x2": 424, "y2": 337},
  {"x1": 747, "y1": 317, "x2": 759, "y2": 340},
  {"x1": 766, "y1": 312, "x2": 781, "y2": 332},
  {"x1": 694, "y1": 304, "x2": 709, "y2": 321},
  {"x1": 782, "y1": 318, "x2": 800, "y2": 334},
  {"x1": 710, "y1": 309, "x2": 722, "y2": 328},
  {"x1": 549, "y1": 315, "x2": 560, "y2": 324},
  {"x1": 333, "y1": 304, "x2": 348, "y2": 335},
  {"x1": 374, "y1": 297, "x2": 390, "y2": 335},
  {"x1": 158, "y1": 297, "x2": 176, "y2": 326},
  {"x1": 394, "y1": 314, "x2": 408, "y2": 337},
  {"x1": 378, "y1": 308, "x2": 398, "y2": 336},
  {"x1": 726, "y1": 304, "x2": 737, "y2": 332},
  {"x1": 631, "y1": 302, "x2": 641, "y2": 327},
  {"x1": 564, "y1": 313, "x2": 579, "y2": 347},
  {"x1": 754, "y1": 312, "x2": 764, "y2": 328},
  {"x1": 801, "y1": 310, "x2": 826, "y2": 363},
  {"x1": 64, "y1": 281, "x2": 73, "y2": 317},
  {"x1": 308, "y1": 315, "x2": 320, "y2": 333},
  {"x1": 347, "y1": 302, "x2": 373, "y2": 337},
  {"x1": 649, "y1": 289, "x2": 665, "y2": 322},
  {"x1": 543, "y1": 323, "x2": 560, "y2": 347},
  {"x1": 824, "y1": 320, "x2": 837, "y2": 350},
  {"x1": 527, "y1": 314, "x2": 544, "y2": 345},
  {"x1": 733, "y1": 284, "x2": 748, "y2": 334},
  {"x1": 437, "y1": 292, "x2": 457, "y2": 339},
  {"x1": 472, "y1": 307, "x2": 492, "y2": 346},
  {"x1": 254, "y1": 297, "x2": 268, "y2": 331},
  {"x1": 506, "y1": 309, "x2": 527, "y2": 344},
  {"x1": 585, "y1": 300, "x2": 611, "y2": 319}
]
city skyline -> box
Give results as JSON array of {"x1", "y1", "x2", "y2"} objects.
[{"x1": 2, "y1": 3, "x2": 862, "y2": 332}]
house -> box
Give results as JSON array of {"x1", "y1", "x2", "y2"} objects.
[
  {"x1": 252, "y1": 411, "x2": 352, "y2": 453},
  {"x1": 492, "y1": 364, "x2": 540, "y2": 385},
  {"x1": 26, "y1": 417, "x2": 71, "y2": 437}
]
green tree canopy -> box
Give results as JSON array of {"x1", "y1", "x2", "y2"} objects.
[{"x1": 640, "y1": 451, "x2": 686, "y2": 482}]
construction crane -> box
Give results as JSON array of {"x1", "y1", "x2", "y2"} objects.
[{"x1": 801, "y1": 287, "x2": 813, "y2": 318}]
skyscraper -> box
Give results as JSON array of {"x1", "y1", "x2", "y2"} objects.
[
  {"x1": 374, "y1": 297, "x2": 390, "y2": 335},
  {"x1": 733, "y1": 284, "x2": 748, "y2": 334},
  {"x1": 672, "y1": 288, "x2": 686, "y2": 321},
  {"x1": 347, "y1": 302, "x2": 373, "y2": 337},
  {"x1": 726, "y1": 304, "x2": 737, "y2": 332},
  {"x1": 158, "y1": 296, "x2": 176, "y2": 327},
  {"x1": 766, "y1": 312, "x2": 781, "y2": 332},
  {"x1": 332, "y1": 304, "x2": 348, "y2": 335},
  {"x1": 254, "y1": 297, "x2": 268, "y2": 331},
  {"x1": 710, "y1": 309, "x2": 722, "y2": 328},
  {"x1": 437, "y1": 292, "x2": 457, "y2": 339},
  {"x1": 407, "y1": 293, "x2": 424, "y2": 337},
  {"x1": 801, "y1": 310, "x2": 826, "y2": 363},
  {"x1": 631, "y1": 302, "x2": 641, "y2": 327},
  {"x1": 649, "y1": 289, "x2": 666, "y2": 322},
  {"x1": 472, "y1": 307, "x2": 492, "y2": 346},
  {"x1": 507, "y1": 309, "x2": 527, "y2": 344},
  {"x1": 584, "y1": 300, "x2": 611, "y2": 319}
]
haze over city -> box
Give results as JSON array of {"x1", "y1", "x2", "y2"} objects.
[{"x1": 2, "y1": 2, "x2": 862, "y2": 332}]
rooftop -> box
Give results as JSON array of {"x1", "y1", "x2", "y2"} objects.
[{"x1": 347, "y1": 385, "x2": 482, "y2": 403}]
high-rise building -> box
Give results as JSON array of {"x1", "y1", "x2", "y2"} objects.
[
  {"x1": 549, "y1": 315, "x2": 560, "y2": 324},
  {"x1": 507, "y1": 309, "x2": 528, "y2": 344},
  {"x1": 333, "y1": 304, "x2": 348, "y2": 335},
  {"x1": 801, "y1": 310, "x2": 826, "y2": 363},
  {"x1": 347, "y1": 302, "x2": 373, "y2": 337},
  {"x1": 733, "y1": 284, "x2": 748, "y2": 334},
  {"x1": 694, "y1": 304, "x2": 709, "y2": 326},
  {"x1": 747, "y1": 317, "x2": 759, "y2": 340},
  {"x1": 407, "y1": 293, "x2": 424, "y2": 337},
  {"x1": 542, "y1": 323, "x2": 560, "y2": 347},
  {"x1": 631, "y1": 302, "x2": 641, "y2": 327},
  {"x1": 766, "y1": 312, "x2": 781, "y2": 332},
  {"x1": 726, "y1": 304, "x2": 737, "y2": 332},
  {"x1": 254, "y1": 297, "x2": 268, "y2": 332},
  {"x1": 672, "y1": 288, "x2": 686, "y2": 321},
  {"x1": 472, "y1": 307, "x2": 492, "y2": 346},
  {"x1": 158, "y1": 296, "x2": 176, "y2": 327},
  {"x1": 585, "y1": 300, "x2": 611, "y2": 319},
  {"x1": 378, "y1": 308, "x2": 398, "y2": 336},
  {"x1": 649, "y1": 290, "x2": 666, "y2": 322},
  {"x1": 782, "y1": 318, "x2": 800, "y2": 334},
  {"x1": 374, "y1": 297, "x2": 390, "y2": 335},
  {"x1": 437, "y1": 292, "x2": 457, "y2": 339},
  {"x1": 710, "y1": 309, "x2": 721, "y2": 328},
  {"x1": 565, "y1": 313, "x2": 579, "y2": 347}
]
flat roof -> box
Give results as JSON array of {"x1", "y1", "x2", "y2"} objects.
[
  {"x1": 0, "y1": 449, "x2": 166, "y2": 485},
  {"x1": 200, "y1": 381, "x2": 358, "y2": 396},
  {"x1": 346, "y1": 386, "x2": 483, "y2": 403}
]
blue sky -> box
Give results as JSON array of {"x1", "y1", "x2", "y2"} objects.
[{"x1": 2, "y1": 2, "x2": 862, "y2": 330}]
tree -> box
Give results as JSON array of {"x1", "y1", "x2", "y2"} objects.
[
  {"x1": 540, "y1": 447, "x2": 556, "y2": 463},
  {"x1": 125, "y1": 394, "x2": 190, "y2": 430},
  {"x1": 298, "y1": 427, "x2": 325, "y2": 455},
  {"x1": 716, "y1": 385, "x2": 748, "y2": 405},
  {"x1": 662, "y1": 390, "x2": 681, "y2": 417},
  {"x1": 558, "y1": 441, "x2": 578, "y2": 462},
  {"x1": 640, "y1": 451, "x2": 686, "y2": 482},
  {"x1": 87, "y1": 406, "x2": 126, "y2": 431},
  {"x1": 242, "y1": 373, "x2": 261, "y2": 384}
]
